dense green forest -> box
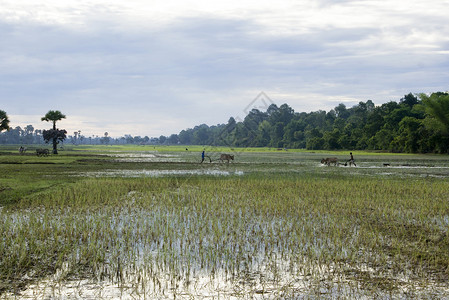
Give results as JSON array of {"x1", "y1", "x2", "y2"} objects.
[
  {"x1": 173, "y1": 92, "x2": 449, "y2": 153},
  {"x1": 1, "y1": 92, "x2": 448, "y2": 153}
]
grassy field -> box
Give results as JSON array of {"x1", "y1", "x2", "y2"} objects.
[{"x1": 1, "y1": 145, "x2": 449, "y2": 298}]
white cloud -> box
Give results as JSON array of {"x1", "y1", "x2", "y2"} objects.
[{"x1": 1, "y1": 0, "x2": 448, "y2": 137}]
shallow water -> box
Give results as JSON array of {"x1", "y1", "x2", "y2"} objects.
[
  {"x1": 11, "y1": 260, "x2": 449, "y2": 299},
  {"x1": 5, "y1": 151, "x2": 449, "y2": 299},
  {"x1": 105, "y1": 152, "x2": 183, "y2": 163},
  {"x1": 316, "y1": 162, "x2": 449, "y2": 178},
  {"x1": 78, "y1": 169, "x2": 245, "y2": 177},
  {"x1": 5, "y1": 200, "x2": 449, "y2": 299}
]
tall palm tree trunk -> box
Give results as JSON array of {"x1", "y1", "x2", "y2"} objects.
[{"x1": 52, "y1": 121, "x2": 58, "y2": 154}]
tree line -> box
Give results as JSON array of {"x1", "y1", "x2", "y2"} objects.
[
  {"x1": 0, "y1": 125, "x2": 156, "y2": 147},
  {"x1": 1, "y1": 92, "x2": 448, "y2": 153},
  {"x1": 0, "y1": 110, "x2": 68, "y2": 154},
  {"x1": 0, "y1": 110, "x2": 159, "y2": 147},
  {"x1": 168, "y1": 92, "x2": 449, "y2": 153}
]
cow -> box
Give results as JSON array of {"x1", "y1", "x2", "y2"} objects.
[
  {"x1": 36, "y1": 149, "x2": 50, "y2": 156},
  {"x1": 220, "y1": 154, "x2": 234, "y2": 163},
  {"x1": 321, "y1": 157, "x2": 338, "y2": 166}
]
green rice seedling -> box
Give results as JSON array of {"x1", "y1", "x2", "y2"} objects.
[{"x1": 1, "y1": 146, "x2": 449, "y2": 298}]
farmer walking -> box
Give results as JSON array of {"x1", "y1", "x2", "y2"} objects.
[
  {"x1": 348, "y1": 152, "x2": 356, "y2": 166},
  {"x1": 201, "y1": 150, "x2": 205, "y2": 163}
]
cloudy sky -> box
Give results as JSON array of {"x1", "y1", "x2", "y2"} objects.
[{"x1": 1, "y1": 0, "x2": 448, "y2": 138}]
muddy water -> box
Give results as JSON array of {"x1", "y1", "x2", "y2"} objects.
[
  {"x1": 7, "y1": 152, "x2": 449, "y2": 298},
  {"x1": 79, "y1": 169, "x2": 245, "y2": 177},
  {"x1": 6, "y1": 203, "x2": 449, "y2": 299},
  {"x1": 11, "y1": 262, "x2": 449, "y2": 299},
  {"x1": 108, "y1": 152, "x2": 182, "y2": 163}
]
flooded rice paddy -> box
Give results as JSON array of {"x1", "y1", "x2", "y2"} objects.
[
  {"x1": 1, "y1": 148, "x2": 449, "y2": 299},
  {"x1": 80, "y1": 169, "x2": 245, "y2": 178},
  {"x1": 86, "y1": 150, "x2": 449, "y2": 179}
]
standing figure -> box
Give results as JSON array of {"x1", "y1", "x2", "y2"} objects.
[
  {"x1": 348, "y1": 152, "x2": 356, "y2": 166},
  {"x1": 201, "y1": 150, "x2": 205, "y2": 163}
]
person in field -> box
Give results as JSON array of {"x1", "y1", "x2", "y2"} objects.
[
  {"x1": 201, "y1": 150, "x2": 205, "y2": 163},
  {"x1": 348, "y1": 152, "x2": 356, "y2": 166}
]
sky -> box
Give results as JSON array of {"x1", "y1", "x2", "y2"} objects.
[{"x1": 1, "y1": 0, "x2": 448, "y2": 138}]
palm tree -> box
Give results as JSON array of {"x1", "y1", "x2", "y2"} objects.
[
  {"x1": 0, "y1": 109, "x2": 10, "y2": 132},
  {"x1": 41, "y1": 110, "x2": 66, "y2": 130},
  {"x1": 41, "y1": 110, "x2": 67, "y2": 154}
]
